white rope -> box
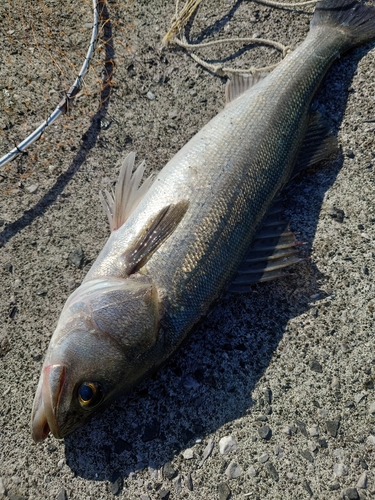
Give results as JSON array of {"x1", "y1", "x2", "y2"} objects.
[{"x1": 0, "y1": 0, "x2": 100, "y2": 168}]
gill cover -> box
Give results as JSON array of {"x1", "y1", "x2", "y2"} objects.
[{"x1": 31, "y1": 275, "x2": 160, "y2": 441}]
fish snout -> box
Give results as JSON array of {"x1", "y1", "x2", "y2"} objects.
[{"x1": 31, "y1": 364, "x2": 67, "y2": 442}]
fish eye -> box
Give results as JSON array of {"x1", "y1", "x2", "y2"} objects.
[{"x1": 77, "y1": 382, "x2": 103, "y2": 408}]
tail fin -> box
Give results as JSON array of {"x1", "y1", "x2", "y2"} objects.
[{"x1": 311, "y1": 0, "x2": 375, "y2": 46}]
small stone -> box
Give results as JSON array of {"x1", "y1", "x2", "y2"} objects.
[
  {"x1": 286, "y1": 472, "x2": 295, "y2": 480},
  {"x1": 356, "y1": 472, "x2": 368, "y2": 489},
  {"x1": 303, "y1": 480, "x2": 313, "y2": 496},
  {"x1": 173, "y1": 475, "x2": 182, "y2": 494},
  {"x1": 114, "y1": 438, "x2": 131, "y2": 454},
  {"x1": 333, "y1": 463, "x2": 348, "y2": 477},
  {"x1": 368, "y1": 402, "x2": 375, "y2": 414},
  {"x1": 247, "y1": 465, "x2": 257, "y2": 477},
  {"x1": 310, "y1": 360, "x2": 323, "y2": 373},
  {"x1": 300, "y1": 449, "x2": 314, "y2": 463},
  {"x1": 142, "y1": 419, "x2": 160, "y2": 442},
  {"x1": 56, "y1": 488, "x2": 67, "y2": 500},
  {"x1": 366, "y1": 435, "x2": 375, "y2": 446},
  {"x1": 326, "y1": 419, "x2": 340, "y2": 437},
  {"x1": 296, "y1": 420, "x2": 308, "y2": 438},
  {"x1": 263, "y1": 387, "x2": 272, "y2": 404},
  {"x1": 57, "y1": 459, "x2": 65, "y2": 468},
  {"x1": 147, "y1": 91, "x2": 155, "y2": 100},
  {"x1": 318, "y1": 438, "x2": 328, "y2": 448},
  {"x1": 219, "y1": 436, "x2": 237, "y2": 455},
  {"x1": 354, "y1": 393, "x2": 366, "y2": 404},
  {"x1": 274, "y1": 445, "x2": 284, "y2": 458},
  {"x1": 259, "y1": 453, "x2": 269, "y2": 463},
  {"x1": 200, "y1": 439, "x2": 214, "y2": 465},
  {"x1": 182, "y1": 448, "x2": 194, "y2": 460},
  {"x1": 328, "y1": 483, "x2": 340, "y2": 491},
  {"x1": 360, "y1": 459, "x2": 368, "y2": 470},
  {"x1": 0, "y1": 478, "x2": 6, "y2": 496},
  {"x1": 110, "y1": 471, "x2": 123, "y2": 495},
  {"x1": 163, "y1": 462, "x2": 177, "y2": 480},
  {"x1": 140, "y1": 495, "x2": 151, "y2": 500},
  {"x1": 308, "y1": 441, "x2": 318, "y2": 453},
  {"x1": 309, "y1": 425, "x2": 319, "y2": 437},
  {"x1": 225, "y1": 461, "x2": 243, "y2": 479},
  {"x1": 8, "y1": 495, "x2": 27, "y2": 500},
  {"x1": 25, "y1": 184, "x2": 38, "y2": 194},
  {"x1": 217, "y1": 482, "x2": 231, "y2": 500},
  {"x1": 258, "y1": 425, "x2": 272, "y2": 440},
  {"x1": 186, "y1": 472, "x2": 193, "y2": 491},
  {"x1": 158, "y1": 489, "x2": 170, "y2": 500},
  {"x1": 282, "y1": 426, "x2": 292, "y2": 435},
  {"x1": 182, "y1": 375, "x2": 200, "y2": 390},
  {"x1": 317, "y1": 408, "x2": 329, "y2": 419},
  {"x1": 342, "y1": 487, "x2": 359, "y2": 500},
  {"x1": 68, "y1": 245, "x2": 84, "y2": 268},
  {"x1": 265, "y1": 463, "x2": 279, "y2": 482}
]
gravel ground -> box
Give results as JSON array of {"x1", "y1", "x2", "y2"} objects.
[{"x1": 1, "y1": 1, "x2": 375, "y2": 499}]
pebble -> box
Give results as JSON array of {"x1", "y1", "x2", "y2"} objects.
[
  {"x1": 282, "y1": 426, "x2": 292, "y2": 435},
  {"x1": 140, "y1": 495, "x2": 151, "y2": 500},
  {"x1": 309, "y1": 425, "x2": 319, "y2": 437},
  {"x1": 217, "y1": 482, "x2": 231, "y2": 500},
  {"x1": 265, "y1": 463, "x2": 279, "y2": 482},
  {"x1": 274, "y1": 445, "x2": 284, "y2": 458},
  {"x1": 0, "y1": 478, "x2": 6, "y2": 495},
  {"x1": 366, "y1": 435, "x2": 375, "y2": 446},
  {"x1": 286, "y1": 472, "x2": 295, "y2": 480},
  {"x1": 163, "y1": 462, "x2": 177, "y2": 480},
  {"x1": 317, "y1": 408, "x2": 329, "y2": 419},
  {"x1": 247, "y1": 465, "x2": 257, "y2": 477},
  {"x1": 326, "y1": 419, "x2": 340, "y2": 437},
  {"x1": 186, "y1": 472, "x2": 193, "y2": 491},
  {"x1": 356, "y1": 472, "x2": 367, "y2": 489},
  {"x1": 300, "y1": 449, "x2": 314, "y2": 463},
  {"x1": 173, "y1": 475, "x2": 182, "y2": 494},
  {"x1": 354, "y1": 393, "x2": 366, "y2": 404},
  {"x1": 200, "y1": 439, "x2": 214, "y2": 465},
  {"x1": 219, "y1": 436, "x2": 237, "y2": 455},
  {"x1": 296, "y1": 420, "x2": 308, "y2": 438},
  {"x1": 110, "y1": 471, "x2": 123, "y2": 495},
  {"x1": 225, "y1": 460, "x2": 243, "y2": 479},
  {"x1": 259, "y1": 453, "x2": 269, "y2": 463},
  {"x1": 147, "y1": 91, "x2": 155, "y2": 100},
  {"x1": 25, "y1": 184, "x2": 38, "y2": 194},
  {"x1": 68, "y1": 245, "x2": 84, "y2": 268},
  {"x1": 368, "y1": 401, "x2": 375, "y2": 414},
  {"x1": 360, "y1": 459, "x2": 368, "y2": 470},
  {"x1": 328, "y1": 483, "x2": 340, "y2": 491},
  {"x1": 158, "y1": 489, "x2": 170, "y2": 500},
  {"x1": 263, "y1": 387, "x2": 272, "y2": 404},
  {"x1": 310, "y1": 360, "x2": 323, "y2": 373},
  {"x1": 303, "y1": 480, "x2": 313, "y2": 496},
  {"x1": 182, "y1": 375, "x2": 200, "y2": 390},
  {"x1": 258, "y1": 425, "x2": 272, "y2": 440},
  {"x1": 182, "y1": 448, "x2": 194, "y2": 460},
  {"x1": 333, "y1": 463, "x2": 348, "y2": 477},
  {"x1": 56, "y1": 489, "x2": 67, "y2": 500},
  {"x1": 342, "y1": 487, "x2": 359, "y2": 500}
]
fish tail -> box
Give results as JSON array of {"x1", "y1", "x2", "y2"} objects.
[{"x1": 311, "y1": 0, "x2": 375, "y2": 47}]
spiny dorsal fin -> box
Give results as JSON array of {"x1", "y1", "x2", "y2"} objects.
[
  {"x1": 293, "y1": 112, "x2": 338, "y2": 176},
  {"x1": 124, "y1": 201, "x2": 190, "y2": 275},
  {"x1": 228, "y1": 198, "x2": 304, "y2": 293},
  {"x1": 100, "y1": 152, "x2": 154, "y2": 232},
  {"x1": 225, "y1": 72, "x2": 268, "y2": 105}
]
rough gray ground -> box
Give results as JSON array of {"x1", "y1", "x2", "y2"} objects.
[{"x1": 1, "y1": 0, "x2": 375, "y2": 499}]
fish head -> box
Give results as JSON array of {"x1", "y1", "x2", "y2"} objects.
[{"x1": 31, "y1": 276, "x2": 160, "y2": 442}]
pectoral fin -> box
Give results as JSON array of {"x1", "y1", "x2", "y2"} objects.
[{"x1": 124, "y1": 201, "x2": 189, "y2": 274}]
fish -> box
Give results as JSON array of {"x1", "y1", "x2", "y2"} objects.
[{"x1": 31, "y1": 0, "x2": 375, "y2": 441}]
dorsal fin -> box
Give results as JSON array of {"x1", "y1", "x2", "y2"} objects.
[
  {"x1": 225, "y1": 72, "x2": 268, "y2": 105},
  {"x1": 228, "y1": 198, "x2": 304, "y2": 293},
  {"x1": 100, "y1": 152, "x2": 154, "y2": 232}
]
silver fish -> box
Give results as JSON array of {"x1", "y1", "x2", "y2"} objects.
[{"x1": 32, "y1": 0, "x2": 375, "y2": 441}]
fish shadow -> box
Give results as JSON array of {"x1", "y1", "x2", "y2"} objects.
[{"x1": 63, "y1": 43, "x2": 373, "y2": 487}]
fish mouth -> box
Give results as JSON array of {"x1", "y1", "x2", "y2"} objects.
[{"x1": 31, "y1": 364, "x2": 66, "y2": 442}]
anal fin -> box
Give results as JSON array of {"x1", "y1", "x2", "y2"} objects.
[
  {"x1": 293, "y1": 112, "x2": 338, "y2": 176},
  {"x1": 228, "y1": 199, "x2": 305, "y2": 293}
]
